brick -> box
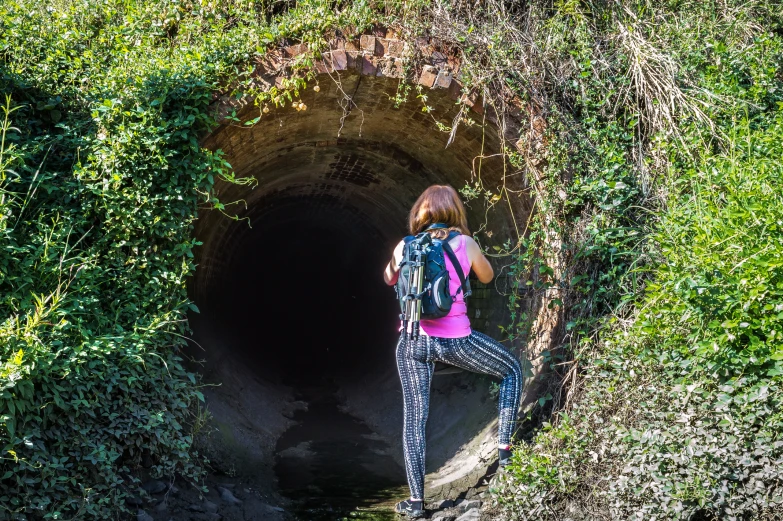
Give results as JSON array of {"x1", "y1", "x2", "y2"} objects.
[
  {"x1": 331, "y1": 49, "x2": 348, "y2": 71},
  {"x1": 434, "y1": 69, "x2": 453, "y2": 89},
  {"x1": 345, "y1": 39, "x2": 360, "y2": 52},
  {"x1": 346, "y1": 50, "x2": 359, "y2": 70},
  {"x1": 387, "y1": 39, "x2": 405, "y2": 57},
  {"x1": 372, "y1": 26, "x2": 387, "y2": 37},
  {"x1": 448, "y1": 78, "x2": 464, "y2": 100},
  {"x1": 431, "y1": 50, "x2": 448, "y2": 68},
  {"x1": 417, "y1": 65, "x2": 438, "y2": 87},
  {"x1": 283, "y1": 43, "x2": 308, "y2": 58},
  {"x1": 329, "y1": 38, "x2": 345, "y2": 50},
  {"x1": 376, "y1": 57, "x2": 404, "y2": 78},
  {"x1": 360, "y1": 55, "x2": 377, "y2": 75},
  {"x1": 375, "y1": 38, "x2": 390, "y2": 56},
  {"x1": 314, "y1": 60, "x2": 329, "y2": 74},
  {"x1": 317, "y1": 49, "x2": 347, "y2": 73},
  {"x1": 360, "y1": 35, "x2": 376, "y2": 53}
]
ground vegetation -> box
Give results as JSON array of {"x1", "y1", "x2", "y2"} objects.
[{"x1": 1, "y1": 1, "x2": 781, "y2": 519}]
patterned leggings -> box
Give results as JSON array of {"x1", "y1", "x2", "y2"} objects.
[{"x1": 395, "y1": 332, "x2": 523, "y2": 500}]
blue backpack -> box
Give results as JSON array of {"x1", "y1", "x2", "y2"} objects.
[{"x1": 395, "y1": 225, "x2": 471, "y2": 339}]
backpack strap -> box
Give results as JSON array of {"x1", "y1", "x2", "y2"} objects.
[
  {"x1": 441, "y1": 231, "x2": 472, "y2": 298},
  {"x1": 425, "y1": 222, "x2": 449, "y2": 231}
]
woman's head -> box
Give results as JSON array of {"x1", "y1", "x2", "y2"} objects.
[{"x1": 408, "y1": 185, "x2": 470, "y2": 238}]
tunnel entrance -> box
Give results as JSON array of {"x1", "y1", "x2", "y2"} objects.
[{"x1": 188, "y1": 70, "x2": 536, "y2": 515}]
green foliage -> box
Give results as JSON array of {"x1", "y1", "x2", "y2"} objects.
[
  {"x1": 489, "y1": 1, "x2": 783, "y2": 519},
  {"x1": 0, "y1": 0, "x2": 401, "y2": 518}
]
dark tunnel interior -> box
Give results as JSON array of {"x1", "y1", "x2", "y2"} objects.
[{"x1": 204, "y1": 197, "x2": 402, "y2": 388}]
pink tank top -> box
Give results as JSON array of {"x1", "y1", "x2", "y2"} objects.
[{"x1": 420, "y1": 235, "x2": 472, "y2": 338}]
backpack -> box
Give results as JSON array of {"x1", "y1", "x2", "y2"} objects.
[{"x1": 395, "y1": 224, "x2": 471, "y2": 339}]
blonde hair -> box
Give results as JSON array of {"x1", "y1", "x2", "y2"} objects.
[{"x1": 408, "y1": 185, "x2": 470, "y2": 239}]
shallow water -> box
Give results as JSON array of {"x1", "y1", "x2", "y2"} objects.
[{"x1": 274, "y1": 380, "x2": 407, "y2": 521}]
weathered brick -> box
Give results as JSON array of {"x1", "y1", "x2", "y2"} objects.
[
  {"x1": 360, "y1": 35, "x2": 376, "y2": 53},
  {"x1": 283, "y1": 43, "x2": 308, "y2": 58},
  {"x1": 461, "y1": 92, "x2": 484, "y2": 115},
  {"x1": 387, "y1": 39, "x2": 405, "y2": 57},
  {"x1": 431, "y1": 50, "x2": 448, "y2": 68},
  {"x1": 417, "y1": 65, "x2": 438, "y2": 87},
  {"x1": 434, "y1": 69, "x2": 453, "y2": 89},
  {"x1": 448, "y1": 78, "x2": 464, "y2": 100},
  {"x1": 329, "y1": 38, "x2": 345, "y2": 50},
  {"x1": 376, "y1": 57, "x2": 405, "y2": 78},
  {"x1": 331, "y1": 49, "x2": 348, "y2": 71},
  {"x1": 375, "y1": 38, "x2": 390, "y2": 56},
  {"x1": 360, "y1": 55, "x2": 377, "y2": 75},
  {"x1": 346, "y1": 50, "x2": 359, "y2": 70},
  {"x1": 345, "y1": 39, "x2": 360, "y2": 52},
  {"x1": 314, "y1": 60, "x2": 329, "y2": 74}
]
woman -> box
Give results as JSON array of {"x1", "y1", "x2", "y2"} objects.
[{"x1": 383, "y1": 185, "x2": 524, "y2": 518}]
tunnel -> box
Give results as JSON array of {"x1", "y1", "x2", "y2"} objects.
[{"x1": 187, "y1": 69, "x2": 537, "y2": 515}]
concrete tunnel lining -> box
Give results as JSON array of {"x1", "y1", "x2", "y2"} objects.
[{"x1": 188, "y1": 71, "x2": 535, "y2": 504}]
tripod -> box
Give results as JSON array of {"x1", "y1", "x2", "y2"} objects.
[{"x1": 401, "y1": 237, "x2": 427, "y2": 341}]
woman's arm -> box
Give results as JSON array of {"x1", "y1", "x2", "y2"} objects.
[
  {"x1": 465, "y1": 236, "x2": 494, "y2": 284},
  {"x1": 383, "y1": 240, "x2": 405, "y2": 286}
]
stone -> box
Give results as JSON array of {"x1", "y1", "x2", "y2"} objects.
[
  {"x1": 456, "y1": 499, "x2": 482, "y2": 512},
  {"x1": 218, "y1": 486, "x2": 243, "y2": 505},
  {"x1": 203, "y1": 500, "x2": 219, "y2": 513},
  {"x1": 283, "y1": 43, "x2": 308, "y2": 58},
  {"x1": 137, "y1": 510, "x2": 154, "y2": 521},
  {"x1": 346, "y1": 50, "x2": 359, "y2": 69},
  {"x1": 188, "y1": 503, "x2": 205, "y2": 512},
  {"x1": 153, "y1": 500, "x2": 168, "y2": 513},
  {"x1": 360, "y1": 56, "x2": 377, "y2": 76},
  {"x1": 434, "y1": 69, "x2": 453, "y2": 89},
  {"x1": 431, "y1": 50, "x2": 449, "y2": 67},
  {"x1": 376, "y1": 57, "x2": 404, "y2": 78},
  {"x1": 331, "y1": 49, "x2": 348, "y2": 71},
  {"x1": 448, "y1": 78, "x2": 464, "y2": 100},
  {"x1": 360, "y1": 35, "x2": 376, "y2": 53},
  {"x1": 455, "y1": 508, "x2": 481, "y2": 521},
  {"x1": 141, "y1": 479, "x2": 167, "y2": 495},
  {"x1": 429, "y1": 499, "x2": 455, "y2": 510},
  {"x1": 431, "y1": 514, "x2": 457, "y2": 521},
  {"x1": 375, "y1": 38, "x2": 391, "y2": 56},
  {"x1": 387, "y1": 39, "x2": 405, "y2": 56},
  {"x1": 344, "y1": 39, "x2": 360, "y2": 52},
  {"x1": 418, "y1": 65, "x2": 438, "y2": 87}
]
